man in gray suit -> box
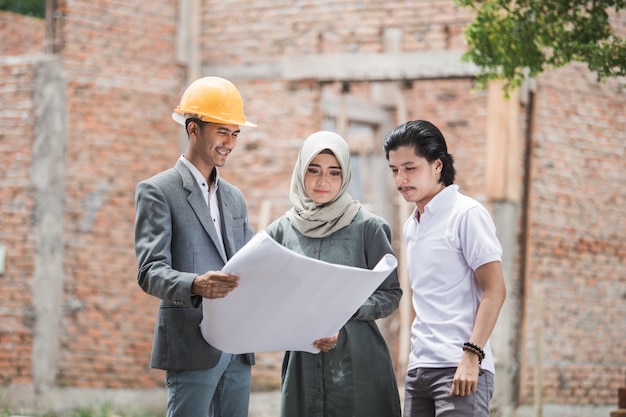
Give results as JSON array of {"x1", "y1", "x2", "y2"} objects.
[{"x1": 134, "y1": 76, "x2": 256, "y2": 417}]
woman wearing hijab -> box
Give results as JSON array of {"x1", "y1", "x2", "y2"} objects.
[{"x1": 265, "y1": 130, "x2": 403, "y2": 417}]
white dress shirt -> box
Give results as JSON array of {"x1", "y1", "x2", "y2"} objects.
[{"x1": 180, "y1": 156, "x2": 225, "y2": 253}]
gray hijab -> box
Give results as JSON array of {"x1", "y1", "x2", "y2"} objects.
[{"x1": 285, "y1": 131, "x2": 361, "y2": 238}]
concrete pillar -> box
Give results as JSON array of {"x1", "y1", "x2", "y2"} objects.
[
  {"x1": 492, "y1": 201, "x2": 521, "y2": 417},
  {"x1": 176, "y1": 0, "x2": 201, "y2": 82},
  {"x1": 30, "y1": 56, "x2": 68, "y2": 397},
  {"x1": 175, "y1": 0, "x2": 202, "y2": 151},
  {"x1": 484, "y1": 81, "x2": 523, "y2": 416}
]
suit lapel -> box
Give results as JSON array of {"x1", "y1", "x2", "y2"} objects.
[{"x1": 175, "y1": 161, "x2": 228, "y2": 264}]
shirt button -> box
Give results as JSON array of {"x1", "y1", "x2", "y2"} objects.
[{"x1": 312, "y1": 249, "x2": 317, "y2": 254}]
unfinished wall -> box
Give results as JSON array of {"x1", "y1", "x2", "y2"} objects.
[
  {"x1": 0, "y1": 56, "x2": 39, "y2": 389},
  {"x1": 49, "y1": 0, "x2": 185, "y2": 392},
  {"x1": 1, "y1": 1, "x2": 182, "y2": 411},
  {"x1": 0, "y1": 11, "x2": 45, "y2": 55},
  {"x1": 0, "y1": 7, "x2": 50, "y2": 395},
  {"x1": 0, "y1": 1, "x2": 625, "y2": 415},
  {"x1": 518, "y1": 63, "x2": 626, "y2": 411}
]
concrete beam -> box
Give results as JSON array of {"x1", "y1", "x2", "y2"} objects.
[
  {"x1": 319, "y1": 90, "x2": 390, "y2": 124},
  {"x1": 203, "y1": 50, "x2": 478, "y2": 82}
]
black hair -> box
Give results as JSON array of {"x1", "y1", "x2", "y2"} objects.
[
  {"x1": 185, "y1": 117, "x2": 207, "y2": 136},
  {"x1": 383, "y1": 120, "x2": 456, "y2": 186}
]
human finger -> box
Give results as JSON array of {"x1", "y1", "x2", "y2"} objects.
[{"x1": 313, "y1": 340, "x2": 333, "y2": 352}]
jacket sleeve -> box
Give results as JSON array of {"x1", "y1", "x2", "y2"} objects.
[
  {"x1": 354, "y1": 217, "x2": 403, "y2": 321},
  {"x1": 134, "y1": 179, "x2": 198, "y2": 307}
]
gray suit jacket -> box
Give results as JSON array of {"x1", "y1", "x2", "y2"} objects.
[{"x1": 134, "y1": 159, "x2": 255, "y2": 370}]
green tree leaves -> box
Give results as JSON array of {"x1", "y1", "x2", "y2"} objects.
[
  {"x1": 0, "y1": 0, "x2": 45, "y2": 18},
  {"x1": 458, "y1": 0, "x2": 626, "y2": 93}
]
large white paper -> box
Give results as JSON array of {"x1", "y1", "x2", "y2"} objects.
[{"x1": 200, "y1": 231, "x2": 397, "y2": 354}]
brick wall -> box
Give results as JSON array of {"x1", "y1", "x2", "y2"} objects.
[
  {"x1": 209, "y1": 0, "x2": 479, "y2": 224},
  {"x1": 0, "y1": 0, "x2": 624, "y2": 412},
  {"x1": 0, "y1": 5, "x2": 49, "y2": 389},
  {"x1": 519, "y1": 63, "x2": 626, "y2": 405},
  {"x1": 52, "y1": 0, "x2": 184, "y2": 388},
  {"x1": 0, "y1": 11, "x2": 44, "y2": 55},
  {"x1": 200, "y1": 0, "x2": 472, "y2": 61},
  {"x1": 0, "y1": 58, "x2": 39, "y2": 386}
]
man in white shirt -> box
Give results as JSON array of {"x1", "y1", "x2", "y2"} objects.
[{"x1": 384, "y1": 119, "x2": 506, "y2": 417}]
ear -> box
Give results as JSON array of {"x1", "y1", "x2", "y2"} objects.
[{"x1": 187, "y1": 120, "x2": 199, "y2": 137}]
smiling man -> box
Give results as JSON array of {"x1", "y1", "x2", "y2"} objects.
[{"x1": 134, "y1": 77, "x2": 257, "y2": 417}]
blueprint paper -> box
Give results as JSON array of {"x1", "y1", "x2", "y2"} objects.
[{"x1": 200, "y1": 231, "x2": 397, "y2": 354}]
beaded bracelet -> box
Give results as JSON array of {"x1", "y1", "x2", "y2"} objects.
[
  {"x1": 462, "y1": 345, "x2": 483, "y2": 364},
  {"x1": 463, "y1": 342, "x2": 485, "y2": 364}
]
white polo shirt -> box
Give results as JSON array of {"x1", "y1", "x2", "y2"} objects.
[{"x1": 404, "y1": 185, "x2": 502, "y2": 374}]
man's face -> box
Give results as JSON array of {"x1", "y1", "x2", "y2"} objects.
[
  {"x1": 388, "y1": 145, "x2": 442, "y2": 209},
  {"x1": 193, "y1": 123, "x2": 240, "y2": 168}
]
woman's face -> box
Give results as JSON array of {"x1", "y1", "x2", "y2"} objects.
[{"x1": 304, "y1": 152, "x2": 343, "y2": 205}]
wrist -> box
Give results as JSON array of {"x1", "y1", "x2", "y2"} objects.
[
  {"x1": 462, "y1": 342, "x2": 485, "y2": 364},
  {"x1": 191, "y1": 275, "x2": 202, "y2": 295}
]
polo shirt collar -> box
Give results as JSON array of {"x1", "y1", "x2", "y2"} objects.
[{"x1": 412, "y1": 184, "x2": 459, "y2": 220}]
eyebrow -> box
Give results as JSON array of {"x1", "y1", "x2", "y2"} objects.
[
  {"x1": 389, "y1": 161, "x2": 416, "y2": 168},
  {"x1": 309, "y1": 163, "x2": 341, "y2": 170},
  {"x1": 216, "y1": 127, "x2": 240, "y2": 134}
]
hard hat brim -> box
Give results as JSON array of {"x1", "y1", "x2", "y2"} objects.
[{"x1": 172, "y1": 112, "x2": 257, "y2": 128}]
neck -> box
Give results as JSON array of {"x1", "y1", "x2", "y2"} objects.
[
  {"x1": 414, "y1": 207, "x2": 423, "y2": 223},
  {"x1": 415, "y1": 183, "x2": 446, "y2": 220},
  {"x1": 184, "y1": 152, "x2": 216, "y2": 184}
]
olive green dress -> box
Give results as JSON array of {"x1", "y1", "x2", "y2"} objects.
[{"x1": 266, "y1": 208, "x2": 402, "y2": 417}]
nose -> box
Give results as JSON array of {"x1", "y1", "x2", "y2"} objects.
[
  {"x1": 317, "y1": 175, "x2": 329, "y2": 184},
  {"x1": 223, "y1": 133, "x2": 237, "y2": 146}
]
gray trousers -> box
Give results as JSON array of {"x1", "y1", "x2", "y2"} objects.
[
  {"x1": 165, "y1": 353, "x2": 251, "y2": 417},
  {"x1": 404, "y1": 367, "x2": 494, "y2": 417}
]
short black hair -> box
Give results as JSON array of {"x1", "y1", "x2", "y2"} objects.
[
  {"x1": 383, "y1": 120, "x2": 456, "y2": 186},
  {"x1": 185, "y1": 117, "x2": 206, "y2": 130}
]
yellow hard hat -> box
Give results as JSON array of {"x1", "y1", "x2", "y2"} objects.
[{"x1": 172, "y1": 76, "x2": 256, "y2": 127}]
